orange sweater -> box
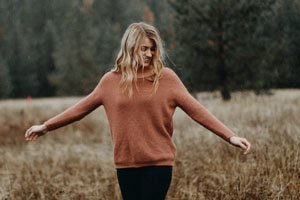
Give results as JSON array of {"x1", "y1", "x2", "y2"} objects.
[{"x1": 44, "y1": 67, "x2": 234, "y2": 168}]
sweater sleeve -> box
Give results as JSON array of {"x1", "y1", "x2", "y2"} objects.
[
  {"x1": 168, "y1": 69, "x2": 235, "y2": 142},
  {"x1": 43, "y1": 76, "x2": 105, "y2": 131}
]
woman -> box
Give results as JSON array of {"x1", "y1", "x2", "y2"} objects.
[{"x1": 25, "y1": 22, "x2": 250, "y2": 200}]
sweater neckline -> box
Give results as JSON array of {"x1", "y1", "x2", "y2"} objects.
[
  {"x1": 137, "y1": 69, "x2": 155, "y2": 79},
  {"x1": 113, "y1": 69, "x2": 156, "y2": 80},
  {"x1": 137, "y1": 72, "x2": 155, "y2": 79}
]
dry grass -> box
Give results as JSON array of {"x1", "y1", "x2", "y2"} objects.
[{"x1": 0, "y1": 89, "x2": 299, "y2": 200}]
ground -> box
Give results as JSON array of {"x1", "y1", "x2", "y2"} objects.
[{"x1": 0, "y1": 90, "x2": 299, "y2": 199}]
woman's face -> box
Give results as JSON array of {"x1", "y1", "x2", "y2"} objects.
[{"x1": 139, "y1": 37, "x2": 155, "y2": 67}]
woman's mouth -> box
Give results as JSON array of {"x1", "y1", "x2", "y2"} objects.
[{"x1": 144, "y1": 58, "x2": 151, "y2": 63}]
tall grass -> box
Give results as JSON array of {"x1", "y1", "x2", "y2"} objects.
[{"x1": 0, "y1": 90, "x2": 299, "y2": 199}]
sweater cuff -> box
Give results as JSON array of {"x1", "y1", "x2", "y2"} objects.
[
  {"x1": 226, "y1": 134, "x2": 236, "y2": 143},
  {"x1": 43, "y1": 122, "x2": 51, "y2": 132}
]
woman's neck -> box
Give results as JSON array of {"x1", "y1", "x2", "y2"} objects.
[{"x1": 137, "y1": 66, "x2": 154, "y2": 78}]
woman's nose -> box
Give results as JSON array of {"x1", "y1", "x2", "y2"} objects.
[{"x1": 146, "y1": 49, "x2": 152, "y2": 57}]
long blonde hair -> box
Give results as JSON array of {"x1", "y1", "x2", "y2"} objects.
[{"x1": 112, "y1": 22, "x2": 165, "y2": 98}]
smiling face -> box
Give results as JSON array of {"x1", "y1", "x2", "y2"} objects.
[
  {"x1": 139, "y1": 36, "x2": 156, "y2": 68},
  {"x1": 113, "y1": 22, "x2": 165, "y2": 98}
]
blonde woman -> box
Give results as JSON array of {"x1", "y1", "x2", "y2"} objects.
[{"x1": 25, "y1": 22, "x2": 250, "y2": 200}]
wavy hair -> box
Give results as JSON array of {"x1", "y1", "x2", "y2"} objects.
[{"x1": 112, "y1": 22, "x2": 165, "y2": 98}]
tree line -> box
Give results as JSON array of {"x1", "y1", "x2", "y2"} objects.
[{"x1": 0, "y1": 0, "x2": 299, "y2": 100}]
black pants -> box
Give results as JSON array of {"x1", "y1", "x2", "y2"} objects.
[{"x1": 116, "y1": 166, "x2": 172, "y2": 200}]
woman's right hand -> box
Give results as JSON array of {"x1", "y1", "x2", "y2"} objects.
[{"x1": 25, "y1": 124, "x2": 48, "y2": 141}]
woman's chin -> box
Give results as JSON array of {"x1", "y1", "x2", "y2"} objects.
[{"x1": 140, "y1": 63, "x2": 150, "y2": 67}]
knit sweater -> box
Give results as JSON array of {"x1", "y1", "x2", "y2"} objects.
[{"x1": 44, "y1": 67, "x2": 234, "y2": 168}]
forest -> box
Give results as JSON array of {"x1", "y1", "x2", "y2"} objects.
[{"x1": 0, "y1": 0, "x2": 299, "y2": 100}]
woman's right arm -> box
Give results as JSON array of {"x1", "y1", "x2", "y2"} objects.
[{"x1": 25, "y1": 77, "x2": 104, "y2": 141}]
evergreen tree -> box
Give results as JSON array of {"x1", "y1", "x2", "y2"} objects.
[
  {"x1": 50, "y1": 0, "x2": 144, "y2": 95},
  {"x1": 0, "y1": 61, "x2": 12, "y2": 98},
  {"x1": 0, "y1": 0, "x2": 54, "y2": 97},
  {"x1": 0, "y1": 4, "x2": 11, "y2": 98},
  {"x1": 170, "y1": 0, "x2": 276, "y2": 100},
  {"x1": 267, "y1": 0, "x2": 300, "y2": 88}
]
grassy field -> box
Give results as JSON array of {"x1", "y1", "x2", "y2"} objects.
[{"x1": 0, "y1": 90, "x2": 299, "y2": 200}]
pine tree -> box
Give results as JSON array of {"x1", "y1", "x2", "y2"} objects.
[
  {"x1": 0, "y1": 61, "x2": 12, "y2": 98},
  {"x1": 50, "y1": 0, "x2": 144, "y2": 95},
  {"x1": 170, "y1": 0, "x2": 276, "y2": 100},
  {"x1": 268, "y1": 0, "x2": 300, "y2": 88}
]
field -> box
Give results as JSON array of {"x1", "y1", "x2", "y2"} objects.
[{"x1": 0, "y1": 90, "x2": 299, "y2": 200}]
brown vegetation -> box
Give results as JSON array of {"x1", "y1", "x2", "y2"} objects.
[{"x1": 1, "y1": 90, "x2": 299, "y2": 199}]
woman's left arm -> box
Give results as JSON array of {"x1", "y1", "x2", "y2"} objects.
[{"x1": 169, "y1": 69, "x2": 251, "y2": 154}]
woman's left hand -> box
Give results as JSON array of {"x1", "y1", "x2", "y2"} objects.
[{"x1": 229, "y1": 136, "x2": 251, "y2": 154}]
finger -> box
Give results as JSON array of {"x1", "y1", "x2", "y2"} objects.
[
  {"x1": 25, "y1": 127, "x2": 33, "y2": 137},
  {"x1": 33, "y1": 134, "x2": 39, "y2": 140},
  {"x1": 25, "y1": 128, "x2": 29, "y2": 137},
  {"x1": 27, "y1": 131, "x2": 34, "y2": 140},
  {"x1": 25, "y1": 135, "x2": 31, "y2": 141},
  {"x1": 243, "y1": 147, "x2": 250, "y2": 154},
  {"x1": 242, "y1": 139, "x2": 250, "y2": 149},
  {"x1": 243, "y1": 149, "x2": 250, "y2": 154},
  {"x1": 29, "y1": 133, "x2": 36, "y2": 141},
  {"x1": 241, "y1": 139, "x2": 251, "y2": 154},
  {"x1": 245, "y1": 145, "x2": 251, "y2": 154},
  {"x1": 237, "y1": 140, "x2": 247, "y2": 150},
  {"x1": 27, "y1": 128, "x2": 36, "y2": 138},
  {"x1": 25, "y1": 131, "x2": 32, "y2": 140}
]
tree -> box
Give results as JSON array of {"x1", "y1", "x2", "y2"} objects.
[
  {"x1": 49, "y1": 0, "x2": 143, "y2": 95},
  {"x1": 170, "y1": 0, "x2": 276, "y2": 100},
  {"x1": 0, "y1": 0, "x2": 145, "y2": 97},
  {"x1": 0, "y1": 61, "x2": 12, "y2": 98},
  {"x1": 0, "y1": 10, "x2": 11, "y2": 98},
  {"x1": 266, "y1": 0, "x2": 300, "y2": 88},
  {"x1": 0, "y1": 0, "x2": 56, "y2": 97}
]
